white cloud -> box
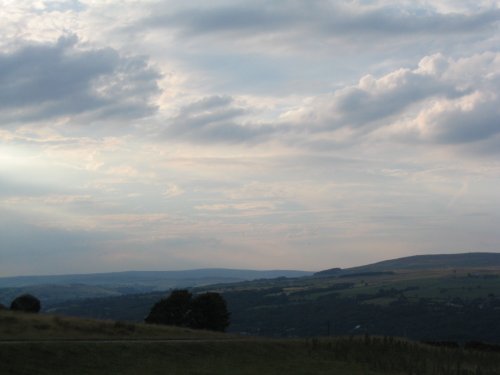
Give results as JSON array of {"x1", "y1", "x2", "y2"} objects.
[
  {"x1": 280, "y1": 52, "x2": 500, "y2": 151},
  {"x1": 164, "y1": 183, "x2": 184, "y2": 198}
]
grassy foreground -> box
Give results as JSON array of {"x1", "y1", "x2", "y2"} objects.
[
  {"x1": 1, "y1": 311, "x2": 499, "y2": 375},
  {"x1": 0, "y1": 309, "x2": 225, "y2": 340}
]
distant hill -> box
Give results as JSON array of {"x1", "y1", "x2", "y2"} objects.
[
  {"x1": 0, "y1": 269, "x2": 312, "y2": 306},
  {"x1": 0, "y1": 284, "x2": 126, "y2": 307},
  {"x1": 316, "y1": 252, "x2": 500, "y2": 276},
  {"x1": 0, "y1": 269, "x2": 312, "y2": 288}
]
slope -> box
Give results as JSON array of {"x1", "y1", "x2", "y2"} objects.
[
  {"x1": 316, "y1": 252, "x2": 500, "y2": 276},
  {"x1": 1, "y1": 310, "x2": 499, "y2": 375}
]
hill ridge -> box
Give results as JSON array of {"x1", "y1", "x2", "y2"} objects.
[
  {"x1": 316, "y1": 252, "x2": 500, "y2": 276},
  {"x1": 0, "y1": 268, "x2": 313, "y2": 288}
]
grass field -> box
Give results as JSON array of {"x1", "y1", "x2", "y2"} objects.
[
  {"x1": 219, "y1": 267, "x2": 500, "y2": 304},
  {"x1": 1, "y1": 310, "x2": 500, "y2": 375},
  {"x1": 0, "y1": 309, "x2": 225, "y2": 340}
]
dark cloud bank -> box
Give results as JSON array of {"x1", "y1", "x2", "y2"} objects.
[
  {"x1": 0, "y1": 35, "x2": 161, "y2": 124},
  {"x1": 143, "y1": 2, "x2": 500, "y2": 39},
  {"x1": 164, "y1": 95, "x2": 279, "y2": 144}
]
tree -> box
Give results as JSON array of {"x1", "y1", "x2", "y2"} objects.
[
  {"x1": 145, "y1": 289, "x2": 192, "y2": 325},
  {"x1": 145, "y1": 290, "x2": 230, "y2": 331},
  {"x1": 189, "y1": 292, "x2": 230, "y2": 332},
  {"x1": 10, "y1": 294, "x2": 41, "y2": 313}
]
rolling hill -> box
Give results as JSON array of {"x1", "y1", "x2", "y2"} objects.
[
  {"x1": 315, "y1": 252, "x2": 500, "y2": 276},
  {"x1": 0, "y1": 268, "x2": 312, "y2": 306},
  {"x1": 0, "y1": 268, "x2": 312, "y2": 288},
  {"x1": 2, "y1": 309, "x2": 499, "y2": 375},
  {"x1": 41, "y1": 252, "x2": 500, "y2": 343}
]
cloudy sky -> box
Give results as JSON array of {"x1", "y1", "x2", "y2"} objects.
[{"x1": 1, "y1": 0, "x2": 500, "y2": 276}]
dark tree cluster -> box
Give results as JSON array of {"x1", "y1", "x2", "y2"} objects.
[
  {"x1": 145, "y1": 290, "x2": 230, "y2": 332},
  {"x1": 9, "y1": 294, "x2": 41, "y2": 313}
]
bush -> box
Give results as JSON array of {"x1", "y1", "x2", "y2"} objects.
[
  {"x1": 145, "y1": 290, "x2": 192, "y2": 326},
  {"x1": 145, "y1": 290, "x2": 230, "y2": 331},
  {"x1": 189, "y1": 292, "x2": 230, "y2": 332},
  {"x1": 10, "y1": 294, "x2": 41, "y2": 313}
]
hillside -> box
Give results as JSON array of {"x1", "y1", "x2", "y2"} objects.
[
  {"x1": 316, "y1": 252, "x2": 500, "y2": 276},
  {"x1": 0, "y1": 309, "x2": 225, "y2": 341},
  {"x1": 7, "y1": 252, "x2": 500, "y2": 343},
  {"x1": 1, "y1": 310, "x2": 499, "y2": 375},
  {"x1": 47, "y1": 265, "x2": 500, "y2": 342}
]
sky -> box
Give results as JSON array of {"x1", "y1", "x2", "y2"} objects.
[{"x1": 1, "y1": 0, "x2": 500, "y2": 277}]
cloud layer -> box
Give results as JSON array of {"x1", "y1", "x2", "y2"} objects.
[
  {"x1": 144, "y1": 1, "x2": 500, "y2": 43},
  {"x1": 1, "y1": 0, "x2": 500, "y2": 276}
]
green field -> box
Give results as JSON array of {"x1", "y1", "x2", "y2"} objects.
[
  {"x1": 0, "y1": 310, "x2": 226, "y2": 341},
  {"x1": 219, "y1": 268, "x2": 500, "y2": 302},
  {"x1": 1, "y1": 310, "x2": 500, "y2": 375}
]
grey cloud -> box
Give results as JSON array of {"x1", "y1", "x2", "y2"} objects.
[
  {"x1": 180, "y1": 95, "x2": 233, "y2": 113},
  {"x1": 0, "y1": 35, "x2": 161, "y2": 125},
  {"x1": 286, "y1": 66, "x2": 465, "y2": 136},
  {"x1": 144, "y1": 2, "x2": 296, "y2": 35},
  {"x1": 322, "y1": 6, "x2": 500, "y2": 35},
  {"x1": 150, "y1": 5, "x2": 290, "y2": 34},
  {"x1": 160, "y1": 68, "x2": 486, "y2": 146},
  {"x1": 330, "y1": 72, "x2": 464, "y2": 128},
  {"x1": 142, "y1": 2, "x2": 500, "y2": 39},
  {"x1": 164, "y1": 95, "x2": 278, "y2": 143},
  {"x1": 424, "y1": 99, "x2": 500, "y2": 144},
  {"x1": 282, "y1": 52, "x2": 500, "y2": 151},
  {"x1": 157, "y1": 49, "x2": 500, "y2": 149}
]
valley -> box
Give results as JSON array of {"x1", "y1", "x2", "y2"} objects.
[{"x1": 24, "y1": 253, "x2": 500, "y2": 343}]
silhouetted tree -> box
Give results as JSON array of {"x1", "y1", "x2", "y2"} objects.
[
  {"x1": 10, "y1": 294, "x2": 41, "y2": 313},
  {"x1": 189, "y1": 292, "x2": 230, "y2": 332},
  {"x1": 145, "y1": 289, "x2": 192, "y2": 325},
  {"x1": 145, "y1": 290, "x2": 230, "y2": 331}
]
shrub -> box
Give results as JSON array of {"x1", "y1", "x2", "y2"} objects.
[
  {"x1": 10, "y1": 294, "x2": 41, "y2": 313},
  {"x1": 145, "y1": 290, "x2": 192, "y2": 326},
  {"x1": 189, "y1": 292, "x2": 230, "y2": 332},
  {"x1": 145, "y1": 290, "x2": 230, "y2": 331}
]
